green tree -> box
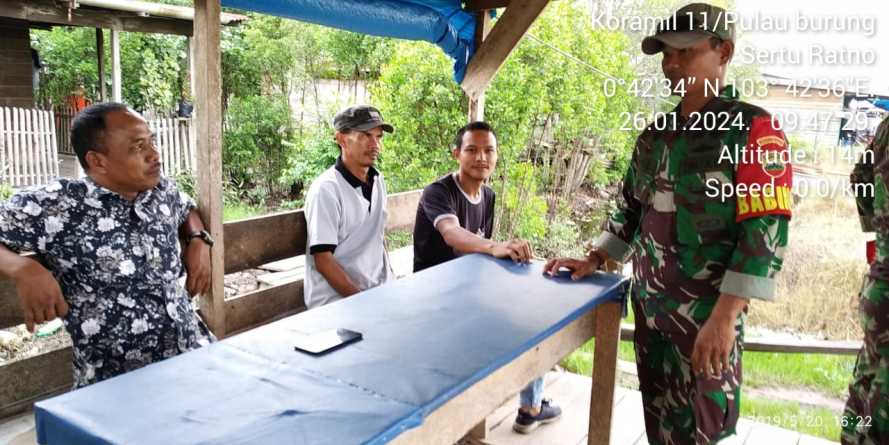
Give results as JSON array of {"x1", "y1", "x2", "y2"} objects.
[
  {"x1": 371, "y1": 1, "x2": 639, "y2": 240},
  {"x1": 370, "y1": 41, "x2": 467, "y2": 192},
  {"x1": 32, "y1": 28, "x2": 185, "y2": 112},
  {"x1": 31, "y1": 27, "x2": 99, "y2": 106},
  {"x1": 119, "y1": 33, "x2": 185, "y2": 111},
  {"x1": 223, "y1": 94, "x2": 296, "y2": 202}
]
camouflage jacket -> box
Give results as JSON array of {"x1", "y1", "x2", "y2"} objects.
[
  {"x1": 852, "y1": 114, "x2": 889, "y2": 281},
  {"x1": 595, "y1": 86, "x2": 792, "y2": 308}
]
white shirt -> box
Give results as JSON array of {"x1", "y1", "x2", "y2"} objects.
[{"x1": 303, "y1": 164, "x2": 393, "y2": 309}]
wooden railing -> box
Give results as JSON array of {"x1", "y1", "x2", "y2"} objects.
[
  {"x1": 619, "y1": 324, "x2": 862, "y2": 356},
  {"x1": 0, "y1": 107, "x2": 59, "y2": 187},
  {"x1": 0, "y1": 189, "x2": 421, "y2": 418}
]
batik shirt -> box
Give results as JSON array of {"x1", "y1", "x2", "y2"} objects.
[{"x1": 0, "y1": 177, "x2": 213, "y2": 388}]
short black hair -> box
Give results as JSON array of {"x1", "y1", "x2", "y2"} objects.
[
  {"x1": 71, "y1": 102, "x2": 129, "y2": 170},
  {"x1": 452, "y1": 121, "x2": 496, "y2": 150}
]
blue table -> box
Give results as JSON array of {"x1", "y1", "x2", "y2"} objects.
[{"x1": 34, "y1": 254, "x2": 628, "y2": 445}]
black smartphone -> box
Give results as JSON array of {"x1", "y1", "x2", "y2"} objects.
[{"x1": 293, "y1": 328, "x2": 363, "y2": 355}]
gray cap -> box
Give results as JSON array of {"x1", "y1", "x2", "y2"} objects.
[
  {"x1": 333, "y1": 105, "x2": 394, "y2": 133},
  {"x1": 641, "y1": 3, "x2": 736, "y2": 55}
]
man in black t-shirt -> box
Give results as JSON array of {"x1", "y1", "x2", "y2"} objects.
[{"x1": 412, "y1": 121, "x2": 562, "y2": 435}]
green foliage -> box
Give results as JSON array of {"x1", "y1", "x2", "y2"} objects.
[
  {"x1": 120, "y1": 34, "x2": 185, "y2": 111},
  {"x1": 371, "y1": 42, "x2": 466, "y2": 192},
  {"x1": 497, "y1": 162, "x2": 549, "y2": 241},
  {"x1": 32, "y1": 28, "x2": 185, "y2": 111},
  {"x1": 223, "y1": 201, "x2": 266, "y2": 222},
  {"x1": 280, "y1": 125, "x2": 340, "y2": 191},
  {"x1": 31, "y1": 28, "x2": 99, "y2": 106},
  {"x1": 385, "y1": 229, "x2": 414, "y2": 251},
  {"x1": 0, "y1": 183, "x2": 13, "y2": 201},
  {"x1": 221, "y1": 15, "x2": 395, "y2": 104},
  {"x1": 221, "y1": 25, "x2": 261, "y2": 100},
  {"x1": 371, "y1": 1, "x2": 639, "y2": 245},
  {"x1": 223, "y1": 94, "x2": 296, "y2": 202},
  {"x1": 172, "y1": 172, "x2": 196, "y2": 198},
  {"x1": 322, "y1": 31, "x2": 393, "y2": 80}
]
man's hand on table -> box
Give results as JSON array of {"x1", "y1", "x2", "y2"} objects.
[
  {"x1": 542, "y1": 257, "x2": 601, "y2": 281},
  {"x1": 490, "y1": 239, "x2": 533, "y2": 263}
]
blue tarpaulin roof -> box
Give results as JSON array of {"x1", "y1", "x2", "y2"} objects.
[{"x1": 220, "y1": 0, "x2": 477, "y2": 83}]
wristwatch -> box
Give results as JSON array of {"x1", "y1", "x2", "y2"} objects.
[{"x1": 187, "y1": 229, "x2": 214, "y2": 247}]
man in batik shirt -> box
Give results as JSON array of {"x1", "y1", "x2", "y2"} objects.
[
  {"x1": 545, "y1": 4, "x2": 791, "y2": 444},
  {"x1": 0, "y1": 102, "x2": 214, "y2": 388}
]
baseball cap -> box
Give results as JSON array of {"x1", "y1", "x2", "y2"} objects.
[
  {"x1": 641, "y1": 3, "x2": 736, "y2": 55},
  {"x1": 333, "y1": 105, "x2": 394, "y2": 133}
]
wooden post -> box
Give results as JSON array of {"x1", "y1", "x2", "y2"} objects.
[
  {"x1": 588, "y1": 301, "x2": 622, "y2": 445},
  {"x1": 96, "y1": 28, "x2": 106, "y2": 101},
  {"x1": 461, "y1": 0, "x2": 550, "y2": 100},
  {"x1": 193, "y1": 0, "x2": 226, "y2": 337},
  {"x1": 464, "y1": 12, "x2": 492, "y2": 431},
  {"x1": 467, "y1": 10, "x2": 492, "y2": 122},
  {"x1": 110, "y1": 29, "x2": 121, "y2": 102},
  {"x1": 187, "y1": 36, "x2": 195, "y2": 100}
]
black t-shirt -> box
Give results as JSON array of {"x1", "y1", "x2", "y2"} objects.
[{"x1": 413, "y1": 173, "x2": 495, "y2": 272}]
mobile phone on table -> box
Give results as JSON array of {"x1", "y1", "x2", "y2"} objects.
[{"x1": 293, "y1": 328, "x2": 363, "y2": 355}]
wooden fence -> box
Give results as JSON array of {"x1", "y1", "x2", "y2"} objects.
[
  {"x1": 53, "y1": 105, "x2": 76, "y2": 156},
  {"x1": 56, "y1": 107, "x2": 195, "y2": 178},
  {"x1": 0, "y1": 107, "x2": 59, "y2": 187},
  {"x1": 147, "y1": 117, "x2": 195, "y2": 177}
]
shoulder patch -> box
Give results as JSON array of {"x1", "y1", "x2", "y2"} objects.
[{"x1": 735, "y1": 115, "x2": 793, "y2": 222}]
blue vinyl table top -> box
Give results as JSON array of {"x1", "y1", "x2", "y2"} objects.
[{"x1": 35, "y1": 254, "x2": 628, "y2": 445}]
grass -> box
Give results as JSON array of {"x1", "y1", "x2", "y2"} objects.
[
  {"x1": 744, "y1": 352, "x2": 856, "y2": 399},
  {"x1": 560, "y1": 302, "x2": 857, "y2": 441},
  {"x1": 386, "y1": 229, "x2": 414, "y2": 250},
  {"x1": 752, "y1": 195, "x2": 867, "y2": 341},
  {"x1": 561, "y1": 340, "x2": 852, "y2": 441},
  {"x1": 223, "y1": 201, "x2": 266, "y2": 222}
]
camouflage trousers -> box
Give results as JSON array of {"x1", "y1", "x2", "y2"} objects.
[
  {"x1": 842, "y1": 277, "x2": 889, "y2": 445},
  {"x1": 632, "y1": 296, "x2": 744, "y2": 445}
]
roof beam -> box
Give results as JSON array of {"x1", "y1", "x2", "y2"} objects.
[
  {"x1": 0, "y1": 0, "x2": 193, "y2": 35},
  {"x1": 461, "y1": 0, "x2": 550, "y2": 99},
  {"x1": 465, "y1": 0, "x2": 512, "y2": 11}
]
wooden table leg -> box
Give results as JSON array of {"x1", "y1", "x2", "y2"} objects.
[
  {"x1": 588, "y1": 301, "x2": 622, "y2": 445},
  {"x1": 464, "y1": 419, "x2": 489, "y2": 445}
]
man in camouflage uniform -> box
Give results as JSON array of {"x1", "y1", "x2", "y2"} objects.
[
  {"x1": 545, "y1": 4, "x2": 792, "y2": 444},
  {"x1": 844, "y1": 114, "x2": 889, "y2": 445}
]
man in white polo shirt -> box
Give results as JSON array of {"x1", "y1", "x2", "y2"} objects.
[{"x1": 303, "y1": 105, "x2": 394, "y2": 309}]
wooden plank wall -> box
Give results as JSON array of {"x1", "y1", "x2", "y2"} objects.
[{"x1": 0, "y1": 19, "x2": 34, "y2": 109}]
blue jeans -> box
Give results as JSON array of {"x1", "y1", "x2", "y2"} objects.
[{"x1": 519, "y1": 376, "x2": 544, "y2": 409}]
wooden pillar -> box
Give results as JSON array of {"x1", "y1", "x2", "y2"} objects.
[
  {"x1": 186, "y1": 36, "x2": 195, "y2": 100},
  {"x1": 110, "y1": 29, "x2": 121, "y2": 102},
  {"x1": 588, "y1": 302, "x2": 622, "y2": 444},
  {"x1": 193, "y1": 0, "x2": 226, "y2": 337},
  {"x1": 96, "y1": 28, "x2": 106, "y2": 101},
  {"x1": 467, "y1": 10, "x2": 492, "y2": 122}
]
